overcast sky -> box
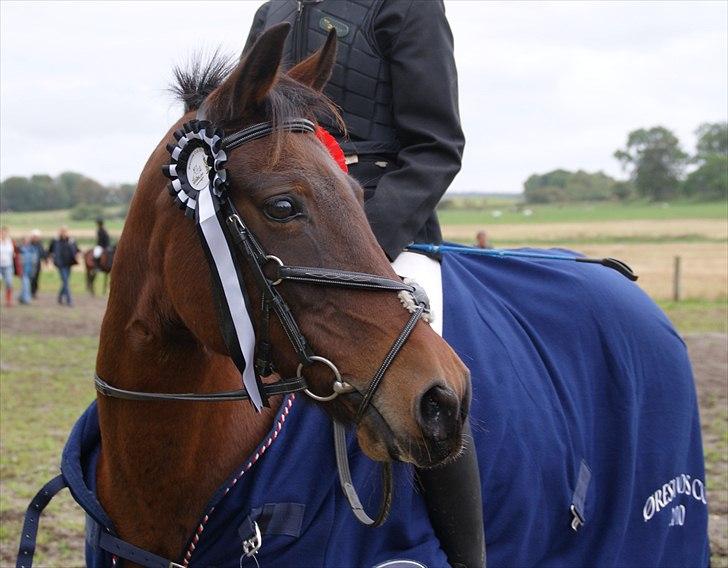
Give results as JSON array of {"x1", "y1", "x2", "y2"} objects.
[{"x1": 1, "y1": 1, "x2": 726, "y2": 194}]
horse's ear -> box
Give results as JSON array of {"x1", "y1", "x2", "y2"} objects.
[
  {"x1": 288, "y1": 29, "x2": 337, "y2": 91},
  {"x1": 213, "y1": 23, "x2": 291, "y2": 118}
]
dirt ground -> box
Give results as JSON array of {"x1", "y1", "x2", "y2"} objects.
[
  {"x1": 684, "y1": 333, "x2": 728, "y2": 565},
  {"x1": 0, "y1": 294, "x2": 726, "y2": 565}
]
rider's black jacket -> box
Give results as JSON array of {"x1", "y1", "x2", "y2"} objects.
[
  {"x1": 97, "y1": 227, "x2": 110, "y2": 249},
  {"x1": 245, "y1": 0, "x2": 465, "y2": 260}
]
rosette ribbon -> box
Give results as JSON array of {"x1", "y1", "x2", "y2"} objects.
[
  {"x1": 163, "y1": 120, "x2": 264, "y2": 409},
  {"x1": 163, "y1": 118, "x2": 347, "y2": 411}
]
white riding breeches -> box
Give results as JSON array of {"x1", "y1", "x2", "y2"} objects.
[
  {"x1": 93, "y1": 246, "x2": 103, "y2": 259},
  {"x1": 391, "y1": 251, "x2": 443, "y2": 337}
]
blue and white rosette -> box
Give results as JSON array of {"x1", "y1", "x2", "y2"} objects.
[{"x1": 164, "y1": 120, "x2": 264, "y2": 410}]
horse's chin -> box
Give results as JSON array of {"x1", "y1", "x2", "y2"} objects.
[{"x1": 355, "y1": 408, "x2": 464, "y2": 469}]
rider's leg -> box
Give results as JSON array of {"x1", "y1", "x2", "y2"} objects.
[{"x1": 391, "y1": 251, "x2": 485, "y2": 568}]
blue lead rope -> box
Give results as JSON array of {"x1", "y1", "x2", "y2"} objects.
[{"x1": 407, "y1": 243, "x2": 638, "y2": 281}]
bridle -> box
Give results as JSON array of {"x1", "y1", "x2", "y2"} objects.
[{"x1": 94, "y1": 116, "x2": 432, "y2": 527}]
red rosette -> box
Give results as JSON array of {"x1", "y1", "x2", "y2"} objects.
[{"x1": 315, "y1": 126, "x2": 348, "y2": 173}]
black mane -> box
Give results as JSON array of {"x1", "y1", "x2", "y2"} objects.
[
  {"x1": 170, "y1": 50, "x2": 344, "y2": 155},
  {"x1": 170, "y1": 50, "x2": 235, "y2": 113}
]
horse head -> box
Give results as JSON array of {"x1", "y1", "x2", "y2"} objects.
[{"x1": 111, "y1": 23, "x2": 470, "y2": 469}]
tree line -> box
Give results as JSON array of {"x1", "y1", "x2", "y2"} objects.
[
  {"x1": 0, "y1": 172, "x2": 136, "y2": 213},
  {"x1": 525, "y1": 121, "x2": 727, "y2": 204}
]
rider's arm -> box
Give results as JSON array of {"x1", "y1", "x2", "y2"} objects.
[{"x1": 366, "y1": 0, "x2": 465, "y2": 260}]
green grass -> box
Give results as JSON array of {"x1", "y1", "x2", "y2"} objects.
[
  {"x1": 0, "y1": 333, "x2": 97, "y2": 565},
  {"x1": 0, "y1": 206, "x2": 125, "y2": 234},
  {"x1": 3, "y1": 200, "x2": 726, "y2": 237},
  {"x1": 437, "y1": 200, "x2": 727, "y2": 225},
  {"x1": 658, "y1": 298, "x2": 728, "y2": 334}
]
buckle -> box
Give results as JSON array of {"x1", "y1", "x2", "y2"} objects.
[
  {"x1": 242, "y1": 520, "x2": 262, "y2": 557},
  {"x1": 570, "y1": 504, "x2": 585, "y2": 532}
]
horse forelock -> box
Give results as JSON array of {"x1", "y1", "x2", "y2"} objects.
[
  {"x1": 172, "y1": 50, "x2": 343, "y2": 152},
  {"x1": 170, "y1": 49, "x2": 236, "y2": 113}
]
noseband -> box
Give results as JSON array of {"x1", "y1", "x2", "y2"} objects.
[{"x1": 94, "y1": 116, "x2": 431, "y2": 527}]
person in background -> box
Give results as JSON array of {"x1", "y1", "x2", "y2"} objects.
[
  {"x1": 93, "y1": 218, "x2": 110, "y2": 270},
  {"x1": 17, "y1": 237, "x2": 39, "y2": 305},
  {"x1": 0, "y1": 226, "x2": 17, "y2": 307},
  {"x1": 48, "y1": 226, "x2": 79, "y2": 307},
  {"x1": 476, "y1": 230, "x2": 493, "y2": 249},
  {"x1": 29, "y1": 229, "x2": 47, "y2": 298},
  {"x1": 246, "y1": 4, "x2": 483, "y2": 567}
]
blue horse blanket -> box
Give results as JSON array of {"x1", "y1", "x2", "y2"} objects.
[
  {"x1": 442, "y1": 249, "x2": 710, "y2": 567},
  {"x1": 31, "y1": 248, "x2": 709, "y2": 567}
]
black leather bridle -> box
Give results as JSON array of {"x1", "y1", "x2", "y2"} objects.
[{"x1": 94, "y1": 118, "x2": 432, "y2": 526}]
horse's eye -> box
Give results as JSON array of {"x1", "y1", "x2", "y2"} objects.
[{"x1": 263, "y1": 197, "x2": 300, "y2": 222}]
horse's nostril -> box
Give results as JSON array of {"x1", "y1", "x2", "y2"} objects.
[{"x1": 418, "y1": 385, "x2": 461, "y2": 442}]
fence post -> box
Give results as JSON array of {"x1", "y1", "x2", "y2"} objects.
[{"x1": 673, "y1": 256, "x2": 682, "y2": 302}]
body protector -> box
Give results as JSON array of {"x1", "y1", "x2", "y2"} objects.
[{"x1": 246, "y1": 0, "x2": 466, "y2": 259}]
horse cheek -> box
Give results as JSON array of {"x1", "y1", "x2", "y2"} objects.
[{"x1": 163, "y1": 234, "x2": 228, "y2": 356}]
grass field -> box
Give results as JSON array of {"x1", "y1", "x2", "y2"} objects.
[
  {"x1": 437, "y1": 199, "x2": 727, "y2": 225},
  {"x1": 438, "y1": 200, "x2": 727, "y2": 302}
]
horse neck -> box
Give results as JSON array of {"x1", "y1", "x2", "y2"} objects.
[{"x1": 94, "y1": 188, "x2": 278, "y2": 558}]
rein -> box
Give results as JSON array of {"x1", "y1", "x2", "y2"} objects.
[{"x1": 94, "y1": 117, "x2": 432, "y2": 532}]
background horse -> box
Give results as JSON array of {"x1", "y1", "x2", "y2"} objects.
[{"x1": 83, "y1": 247, "x2": 114, "y2": 296}]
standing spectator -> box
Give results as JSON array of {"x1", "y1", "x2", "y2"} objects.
[
  {"x1": 93, "y1": 218, "x2": 110, "y2": 270},
  {"x1": 0, "y1": 226, "x2": 16, "y2": 307},
  {"x1": 17, "y1": 237, "x2": 39, "y2": 305},
  {"x1": 48, "y1": 226, "x2": 79, "y2": 307},
  {"x1": 476, "y1": 230, "x2": 493, "y2": 249},
  {"x1": 29, "y1": 229, "x2": 47, "y2": 298}
]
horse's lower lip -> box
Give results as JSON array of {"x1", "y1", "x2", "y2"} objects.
[
  {"x1": 333, "y1": 390, "x2": 462, "y2": 465},
  {"x1": 361, "y1": 405, "x2": 464, "y2": 467},
  {"x1": 411, "y1": 436, "x2": 464, "y2": 469}
]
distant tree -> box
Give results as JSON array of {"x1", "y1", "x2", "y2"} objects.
[
  {"x1": 56, "y1": 171, "x2": 107, "y2": 206},
  {"x1": 614, "y1": 127, "x2": 688, "y2": 201},
  {"x1": 683, "y1": 122, "x2": 728, "y2": 201},
  {"x1": 524, "y1": 169, "x2": 624, "y2": 203},
  {"x1": 110, "y1": 183, "x2": 136, "y2": 205},
  {"x1": 0, "y1": 177, "x2": 34, "y2": 211},
  {"x1": 611, "y1": 180, "x2": 635, "y2": 201},
  {"x1": 683, "y1": 155, "x2": 727, "y2": 201},
  {"x1": 694, "y1": 122, "x2": 728, "y2": 161},
  {"x1": 524, "y1": 185, "x2": 567, "y2": 204}
]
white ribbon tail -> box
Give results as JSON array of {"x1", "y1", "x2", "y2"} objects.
[{"x1": 198, "y1": 187, "x2": 262, "y2": 410}]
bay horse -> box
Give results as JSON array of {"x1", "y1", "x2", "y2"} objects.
[
  {"x1": 89, "y1": 23, "x2": 469, "y2": 567},
  {"x1": 17, "y1": 20, "x2": 710, "y2": 568},
  {"x1": 84, "y1": 247, "x2": 114, "y2": 296}
]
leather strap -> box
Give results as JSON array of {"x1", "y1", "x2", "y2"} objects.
[
  {"x1": 276, "y1": 266, "x2": 415, "y2": 292},
  {"x1": 96, "y1": 529, "x2": 183, "y2": 568},
  {"x1": 16, "y1": 475, "x2": 67, "y2": 568},
  {"x1": 356, "y1": 305, "x2": 425, "y2": 423},
  {"x1": 333, "y1": 420, "x2": 392, "y2": 527},
  {"x1": 95, "y1": 375, "x2": 307, "y2": 403},
  {"x1": 223, "y1": 119, "x2": 315, "y2": 151}
]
